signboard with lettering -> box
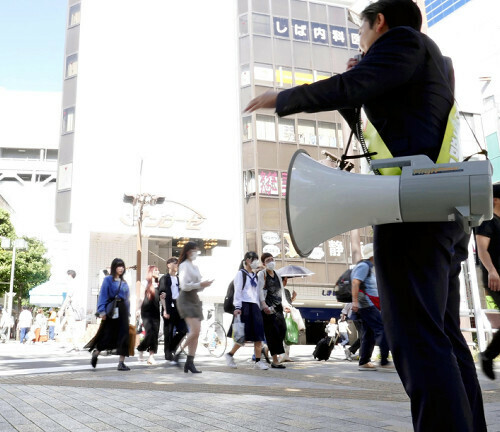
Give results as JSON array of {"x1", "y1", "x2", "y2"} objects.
[
  {"x1": 330, "y1": 25, "x2": 347, "y2": 48},
  {"x1": 311, "y1": 22, "x2": 328, "y2": 44},
  {"x1": 273, "y1": 17, "x2": 290, "y2": 38},
  {"x1": 259, "y1": 170, "x2": 279, "y2": 196},
  {"x1": 348, "y1": 28, "x2": 360, "y2": 49},
  {"x1": 292, "y1": 19, "x2": 309, "y2": 41}
]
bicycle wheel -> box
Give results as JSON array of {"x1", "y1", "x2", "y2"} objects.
[{"x1": 206, "y1": 322, "x2": 227, "y2": 358}]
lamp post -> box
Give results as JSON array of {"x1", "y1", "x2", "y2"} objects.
[
  {"x1": 123, "y1": 193, "x2": 165, "y2": 304},
  {"x1": 1, "y1": 237, "x2": 28, "y2": 340}
]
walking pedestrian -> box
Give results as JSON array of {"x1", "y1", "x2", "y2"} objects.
[
  {"x1": 18, "y1": 306, "x2": 32, "y2": 344},
  {"x1": 85, "y1": 258, "x2": 131, "y2": 371},
  {"x1": 338, "y1": 315, "x2": 351, "y2": 347},
  {"x1": 351, "y1": 244, "x2": 392, "y2": 371},
  {"x1": 33, "y1": 309, "x2": 47, "y2": 342},
  {"x1": 258, "y1": 253, "x2": 291, "y2": 369},
  {"x1": 176, "y1": 242, "x2": 213, "y2": 373},
  {"x1": 137, "y1": 265, "x2": 161, "y2": 365},
  {"x1": 225, "y1": 251, "x2": 268, "y2": 370},
  {"x1": 476, "y1": 183, "x2": 500, "y2": 380},
  {"x1": 47, "y1": 308, "x2": 57, "y2": 341},
  {"x1": 59, "y1": 270, "x2": 85, "y2": 351},
  {"x1": 160, "y1": 257, "x2": 188, "y2": 365},
  {"x1": 341, "y1": 303, "x2": 362, "y2": 361},
  {"x1": 325, "y1": 317, "x2": 339, "y2": 346}
]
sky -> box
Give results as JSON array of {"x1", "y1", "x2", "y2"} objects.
[{"x1": 0, "y1": 0, "x2": 67, "y2": 92}]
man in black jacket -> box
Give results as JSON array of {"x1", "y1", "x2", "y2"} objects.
[
  {"x1": 245, "y1": 1, "x2": 486, "y2": 430},
  {"x1": 159, "y1": 257, "x2": 187, "y2": 363}
]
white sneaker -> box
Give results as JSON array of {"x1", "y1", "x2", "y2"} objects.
[
  {"x1": 225, "y1": 353, "x2": 237, "y2": 369},
  {"x1": 147, "y1": 356, "x2": 156, "y2": 365},
  {"x1": 253, "y1": 361, "x2": 269, "y2": 370},
  {"x1": 138, "y1": 351, "x2": 145, "y2": 362},
  {"x1": 344, "y1": 347, "x2": 353, "y2": 361}
]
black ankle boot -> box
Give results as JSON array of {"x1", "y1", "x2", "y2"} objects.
[{"x1": 184, "y1": 355, "x2": 202, "y2": 373}]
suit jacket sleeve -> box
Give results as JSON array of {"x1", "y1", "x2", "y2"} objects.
[{"x1": 276, "y1": 27, "x2": 427, "y2": 117}]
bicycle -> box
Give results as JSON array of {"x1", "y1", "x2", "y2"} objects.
[{"x1": 180, "y1": 308, "x2": 227, "y2": 358}]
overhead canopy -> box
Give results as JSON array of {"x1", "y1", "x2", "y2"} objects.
[{"x1": 29, "y1": 281, "x2": 67, "y2": 308}]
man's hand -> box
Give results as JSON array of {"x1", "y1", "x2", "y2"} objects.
[
  {"x1": 489, "y1": 271, "x2": 500, "y2": 291},
  {"x1": 163, "y1": 312, "x2": 170, "y2": 319},
  {"x1": 244, "y1": 91, "x2": 278, "y2": 113},
  {"x1": 352, "y1": 302, "x2": 359, "y2": 313},
  {"x1": 234, "y1": 309, "x2": 241, "y2": 316},
  {"x1": 201, "y1": 280, "x2": 213, "y2": 289},
  {"x1": 284, "y1": 307, "x2": 291, "y2": 313},
  {"x1": 160, "y1": 292, "x2": 166, "y2": 300},
  {"x1": 346, "y1": 57, "x2": 360, "y2": 71}
]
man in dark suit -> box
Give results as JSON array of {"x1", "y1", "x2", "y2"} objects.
[
  {"x1": 245, "y1": 1, "x2": 486, "y2": 430},
  {"x1": 159, "y1": 257, "x2": 187, "y2": 363}
]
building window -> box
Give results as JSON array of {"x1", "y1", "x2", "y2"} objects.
[
  {"x1": 242, "y1": 116, "x2": 253, "y2": 140},
  {"x1": 66, "y1": 54, "x2": 78, "y2": 78},
  {"x1": 278, "y1": 118, "x2": 295, "y2": 142},
  {"x1": 275, "y1": 66, "x2": 293, "y2": 88},
  {"x1": 256, "y1": 115, "x2": 275, "y2": 141},
  {"x1": 239, "y1": 14, "x2": 248, "y2": 35},
  {"x1": 244, "y1": 170, "x2": 256, "y2": 196},
  {"x1": 68, "y1": 4, "x2": 81, "y2": 27},
  {"x1": 337, "y1": 123, "x2": 344, "y2": 148},
  {"x1": 252, "y1": 13, "x2": 271, "y2": 35},
  {"x1": 294, "y1": 68, "x2": 313, "y2": 85},
  {"x1": 62, "y1": 107, "x2": 75, "y2": 133},
  {"x1": 241, "y1": 64, "x2": 250, "y2": 86},
  {"x1": 259, "y1": 170, "x2": 279, "y2": 196},
  {"x1": 315, "y1": 71, "x2": 331, "y2": 82},
  {"x1": 298, "y1": 120, "x2": 316, "y2": 145},
  {"x1": 254, "y1": 63, "x2": 273, "y2": 85},
  {"x1": 318, "y1": 122, "x2": 336, "y2": 147}
]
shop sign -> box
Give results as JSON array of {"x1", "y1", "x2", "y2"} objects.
[
  {"x1": 262, "y1": 231, "x2": 280, "y2": 245},
  {"x1": 309, "y1": 246, "x2": 325, "y2": 260},
  {"x1": 263, "y1": 244, "x2": 281, "y2": 257},
  {"x1": 292, "y1": 19, "x2": 309, "y2": 41}
]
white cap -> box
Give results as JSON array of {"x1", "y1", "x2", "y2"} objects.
[{"x1": 362, "y1": 243, "x2": 374, "y2": 259}]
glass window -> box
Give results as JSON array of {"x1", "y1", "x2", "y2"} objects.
[
  {"x1": 256, "y1": 115, "x2": 275, "y2": 141},
  {"x1": 275, "y1": 66, "x2": 293, "y2": 88},
  {"x1": 239, "y1": 14, "x2": 248, "y2": 35},
  {"x1": 239, "y1": 37, "x2": 250, "y2": 64},
  {"x1": 274, "y1": 39, "x2": 292, "y2": 66},
  {"x1": 314, "y1": 70, "x2": 331, "y2": 82},
  {"x1": 62, "y1": 107, "x2": 75, "y2": 133},
  {"x1": 294, "y1": 68, "x2": 313, "y2": 86},
  {"x1": 254, "y1": 63, "x2": 273, "y2": 85},
  {"x1": 66, "y1": 54, "x2": 78, "y2": 78},
  {"x1": 238, "y1": 0, "x2": 248, "y2": 14},
  {"x1": 244, "y1": 170, "x2": 256, "y2": 196},
  {"x1": 241, "y1": 64, "x2": 250, "y2": 86},
  {"x1": 252, "y1": 13, "x2": 271, "y2": 35},
  {"x1": 46, "y1": 149, "x2": 58, "y2": 160},
  {"x1": 278, "y1": 118, "x2": 295, "y2": 142},
  {"x1": 242, "y1": 116, "x2": 253, "y2": 140},
  {"x1": 253, "y1": 36, "x2": 273, "y2": 63},
  {"x1": 337, "y1": 123, "x2": 344, "y2": 148},
  {"x1": 68, "y1": 4, "x2": 81, "y2": 27},
  {"x1": 259, "y1": 170, "x2": 279, "y2": 196},
  {"x1": 318, "y1": 122, "x2": 336, "y2": 147},
  {"x1": 298, "y1": 120, "x2": 316, "y2": 145}
]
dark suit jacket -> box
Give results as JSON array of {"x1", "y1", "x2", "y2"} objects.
[
  {"x1": 159, "y1": 274, "x2": 180, "y2": 316},
  {"x1": 276, "y1": 26, "x2": 454, "y2": 163}
]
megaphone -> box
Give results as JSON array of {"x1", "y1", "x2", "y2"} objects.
[{"x1": 286, "y1": 150, "x2": 492, "y2": 257}]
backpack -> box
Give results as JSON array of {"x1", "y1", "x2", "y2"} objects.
[
  {"x1": 334, "y1": 259, "x2": 372, "y2": 303},
  {"x1": 223, "y1": 270, "x2": 247, "y2": 314}
]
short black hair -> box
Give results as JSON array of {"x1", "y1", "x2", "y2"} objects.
[
  {"x1": 260, "y1": 252, "x2": 273, "y2": 264},
  {"x1": 361, "y1": 0, "x2": 422, "y2": 31},
  {"x1": 167, "y1": 257, "x2": 178, "y2": 265},
  {"x1": 67, "y1": 269, "x2": 76, "y2": 279},
  {"x1": 110, "y1": 258, "x2": 126, "y2": 279}
]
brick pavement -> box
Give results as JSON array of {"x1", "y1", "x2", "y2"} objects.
[{"x1": 0, "y1": 344, "x2": 499, "y2": 431}]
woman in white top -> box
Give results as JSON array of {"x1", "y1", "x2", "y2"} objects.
[
  {"x1": 325, "y1": 317, "x2": 339, "y2": 343},
  {"x1": 176, "y1": 242, "x2": 213, "y2": 373},
  {"x1": 225, "y1": 252, "x2": 268, "y2": 370}
]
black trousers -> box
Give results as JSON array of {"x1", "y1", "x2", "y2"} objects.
[
  {"x1": 374, "y1": 222, "x2": 486, "y2": 432},
  {"x1": 261, "y1": 307, "x2": 286, "y2": 356},
  {"x1": 348, "y1": 319, "x2": 363, "y2": 354},
  {"x1": 163, "y1": 301, "x2": 187, "y2": 355},
  {"x1": 481, "y1": 274, "x2": 500, "y2": 361}
]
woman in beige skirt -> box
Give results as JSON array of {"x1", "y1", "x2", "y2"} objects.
[{"x1": 176, "y1": 241, "x2": 213, "y2": 373}]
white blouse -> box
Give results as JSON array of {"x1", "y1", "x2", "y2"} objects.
[{"x1": 179, "y1": 260, "x2": 202, "y2": 292}]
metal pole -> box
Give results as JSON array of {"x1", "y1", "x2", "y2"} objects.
[
  {"x1": 136, "y1": 200, "x2": 144, "y2": 306},
  {"x1": 6, "y1": 245, "x2": 17, "y2": 341}
]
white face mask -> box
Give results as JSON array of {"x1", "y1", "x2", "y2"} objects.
[
  {"x1": 250, "y1": 260, "x2": 259, "y2": 269},
  {"x1": 189, "y1": 251, "x2": 198, "y2": 261},
  {"x1": 266, "y1": 261, "x2": 275, "y2": 271}
]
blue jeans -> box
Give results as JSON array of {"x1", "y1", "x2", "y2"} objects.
[
  {"x1": 20, "y1": 327, "x2": 29, "y2": 343},
  {"x1": 358, "y1": 305, "x2": 389, "y2": 366},
  {"x1": 48, "y1": 326, "x2": 55, "y2": 340},
  {"x1": 375, "y1": 222, "x2": 486, "y2": 432},
  {"x1": 339, "y1": 332, "x2": 349, "y2": 346}
]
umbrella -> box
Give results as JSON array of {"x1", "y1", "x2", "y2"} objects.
[{"x1": 277, "y1": 265, "x2": 314, "y2": 278}]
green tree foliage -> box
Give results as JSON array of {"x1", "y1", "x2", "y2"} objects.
[{"x1": 0, "y1": 209, "x2": 51, "y2": 307}]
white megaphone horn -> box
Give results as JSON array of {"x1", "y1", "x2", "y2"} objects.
[{"x1": 286, "y1": 150, "x2": 492, "y2": 258}]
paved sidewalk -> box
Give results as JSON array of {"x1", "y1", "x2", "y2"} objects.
[{"x1": 0, "y1": 343, "x2": 499, "y2": 432}]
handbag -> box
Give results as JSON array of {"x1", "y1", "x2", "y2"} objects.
[
  {"x1": 290, "y1": 306, "x2": 305, "y2": 332},
  {"x1": 105, "y1": 281, "x2": 122, "y2": 319},
  {"x1": 284, "y1": 312, "x2": 299, "y2": 345},
  {"x1": 232, "y1": 315, "x2": 245, "y2": 345}
]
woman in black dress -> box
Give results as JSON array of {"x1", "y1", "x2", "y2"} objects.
[
  {"x1": 258, "y1": 252, "x2": 291, "y2": 369},
  {"x1": 85, "y1": 258, "x2": 131, "y2": 371},
  {"x1": 137, "y1": 265, "x2": 161, "y2": 365}
]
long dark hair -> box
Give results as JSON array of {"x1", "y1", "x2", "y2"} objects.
[
  {"x1": 110, "y1": 258, "x2": 126, "y2": 279},
  {"x1": 239, "y1": 251, "x2": 258, "y2": 270},
  {"x1": 178, "y1": 242, "x2": 198, "y2": 266},
  {"x1": 145, "y1": 265, "x2": 158, "y2": 300}
]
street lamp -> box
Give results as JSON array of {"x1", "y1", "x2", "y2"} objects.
[
  {"x1": 1, "y1": 237, "x2": 28, "y2": 340},
  {"x1": 123, "y1": 193, "x2": 165, "y2": 303}
]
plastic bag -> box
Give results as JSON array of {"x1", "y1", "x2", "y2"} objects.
[
  {"x1": 290, "y1": 306, "x2": 305, "y2": 332},
  {"x1": 232, "y1": 315, "x2": 245, "y2": 345},
  {"x1": 284, "y1": 313, "x2": 299, "y2": 345}
]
